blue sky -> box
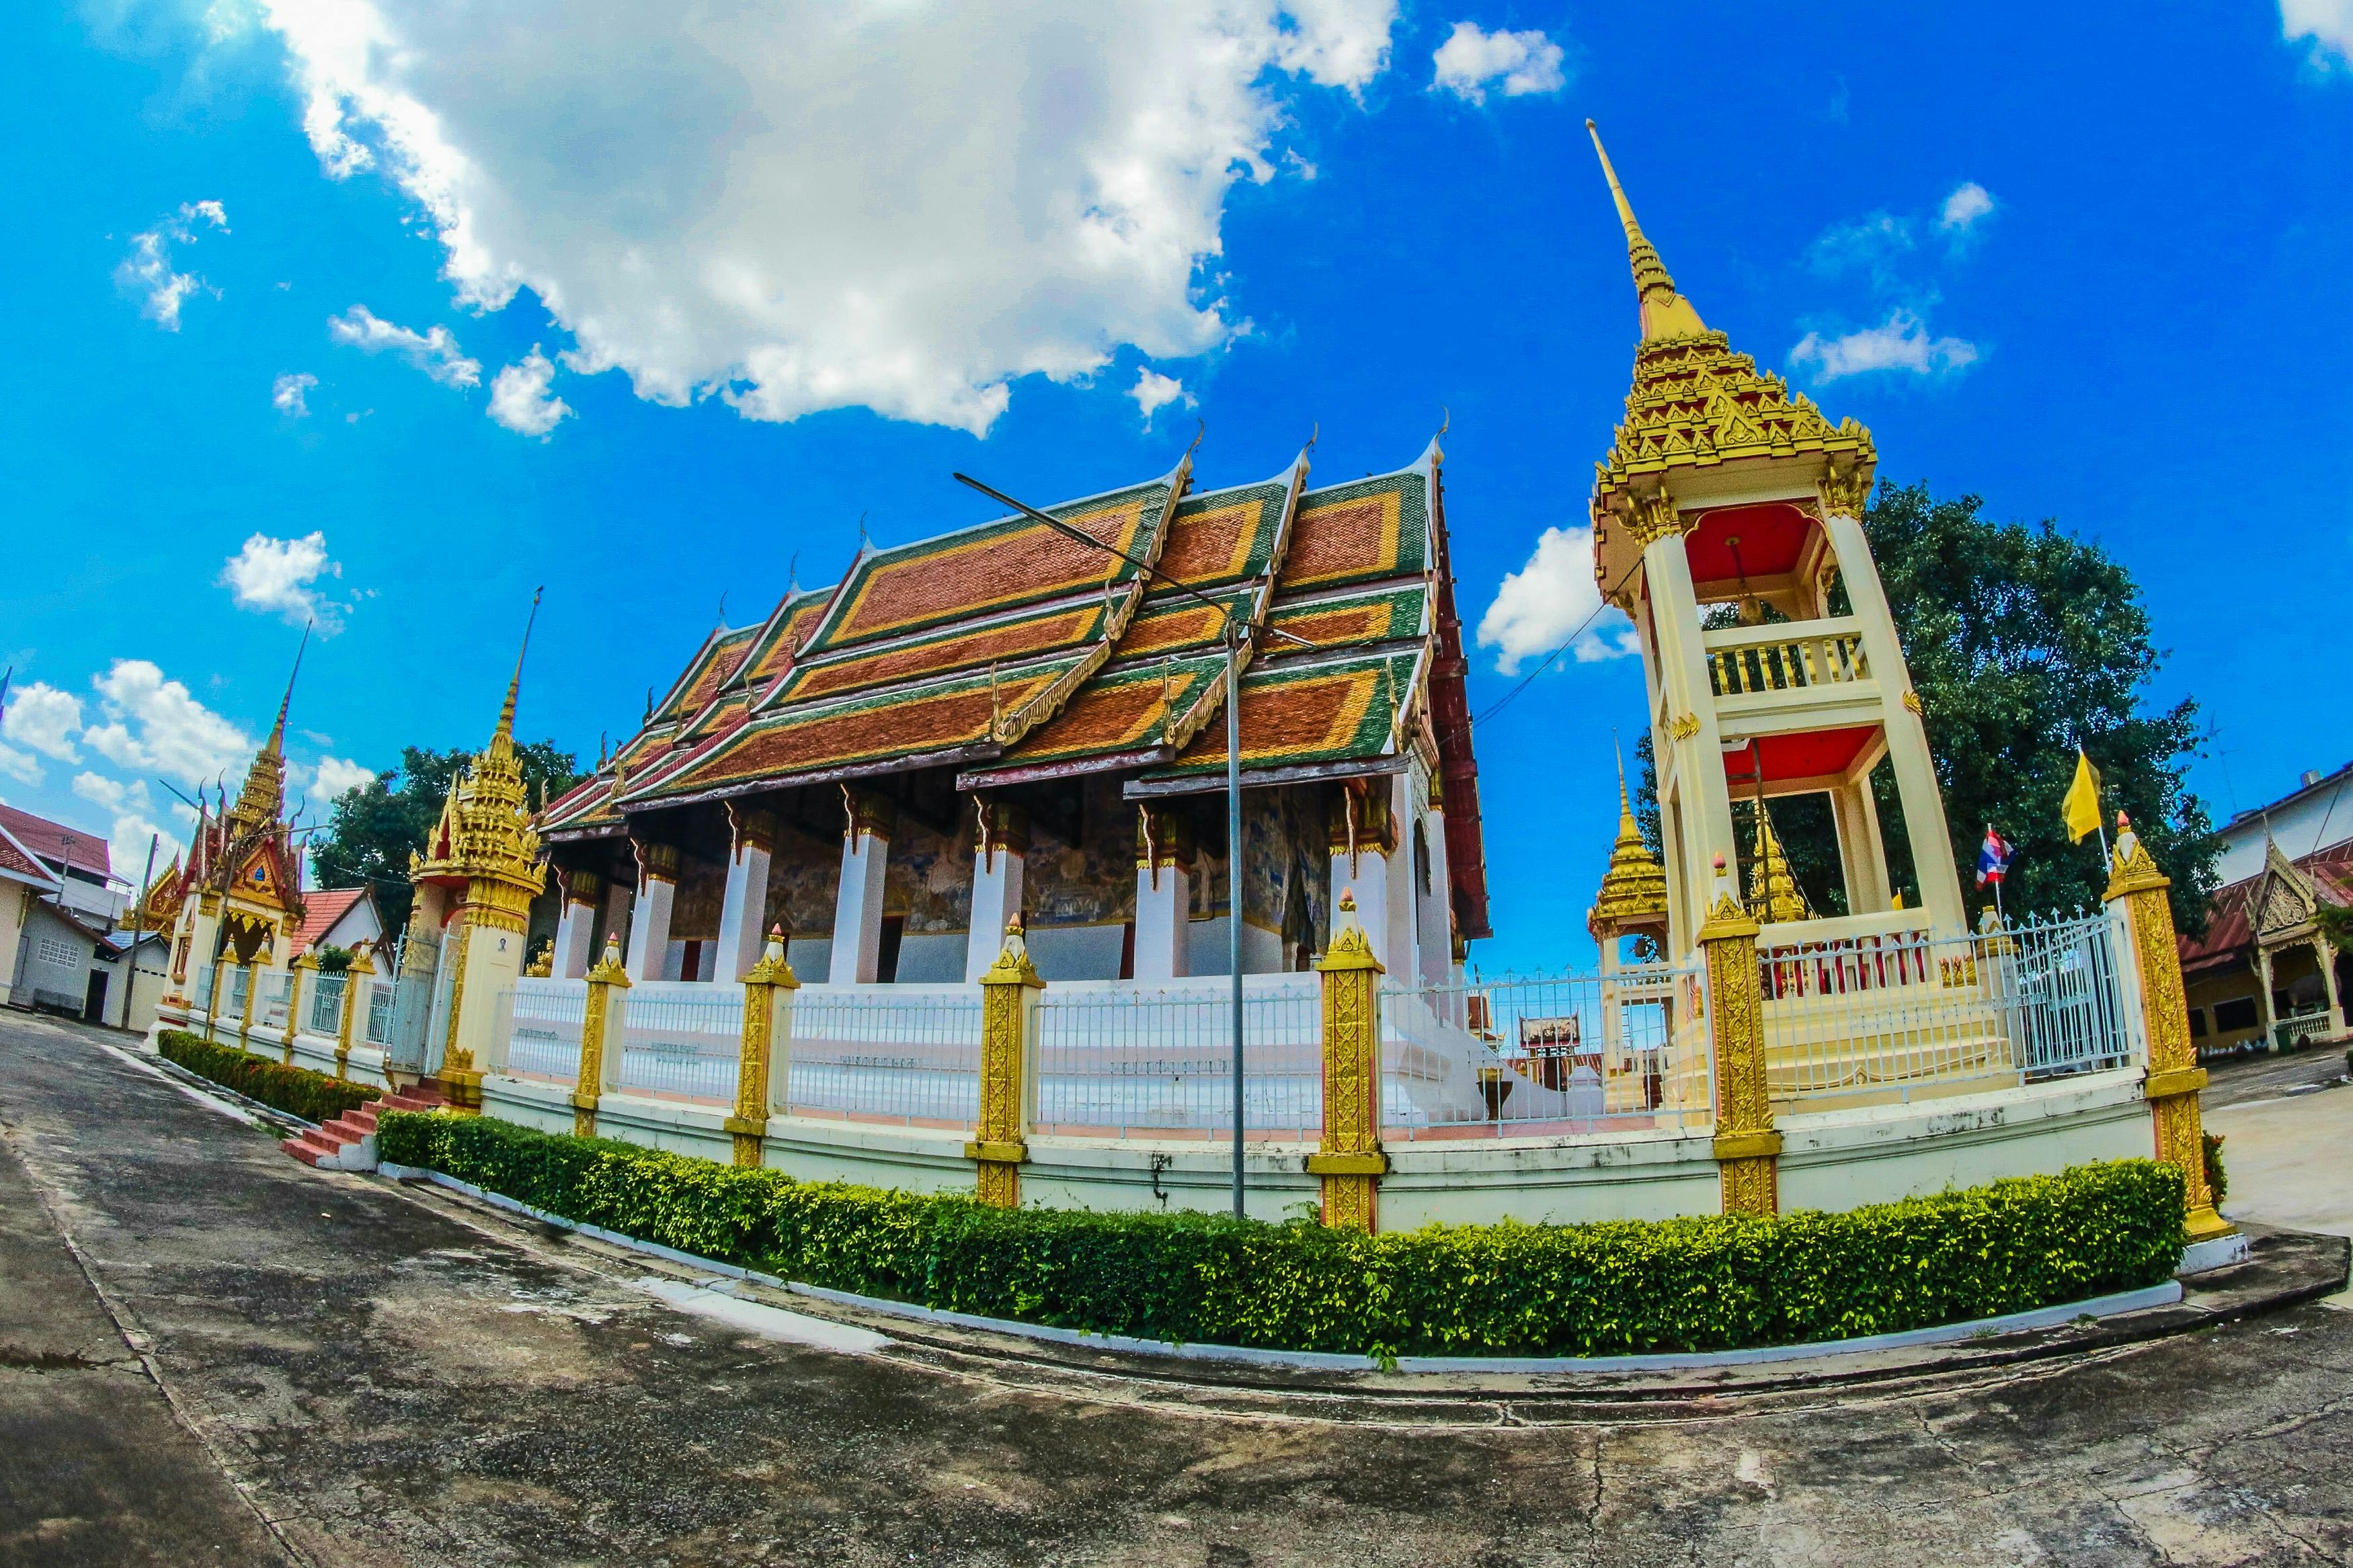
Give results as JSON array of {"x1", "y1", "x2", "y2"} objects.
[{"x1": 3, "y1": 2, "x2": 2349, "y2": 969}]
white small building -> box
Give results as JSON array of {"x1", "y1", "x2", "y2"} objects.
[{"x1": 0, "y1": 804, "x2": 131, "y2": 1020}]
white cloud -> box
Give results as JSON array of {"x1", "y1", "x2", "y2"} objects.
[
  {"x1": 73, "y1": 772, "x2": 147, "y2": 816},
  {"x1": 327, "y1": 304, "x2": 481, "y2": 386},
  {"x1": 109, "y1": 810, "x2": 184, "y2": 893},
  {"x1": 309, "y1": 754, "x2": 377, "y2": 800},
  {"x1": 1129, "y1": 368, "x2": 1195, "y2": 429},
  {"x1": 115, "y1": 200, "x2": 229, "y2": 330},
  {"x1": 1938, "y1": 181, "x2": 1995, "y2": 233},
  {"x1": 1808, "y1": 212, "x2": 1913, "y2": 282},
  {"x1": 1790, "y1": 310, "x2": 1980, "y2": 383},
  {"x1": 1431, "y1": 21, "x2": 1566, "y2": 104},
  {"x1": 272, "y1": 371, "x2": 319, "y2": 415},
  {"x1": 255, "y1": 0, "x2": 1399, "y2": 436},
  {"x1": 87, "y1": 660, "x2": 255, "y2": 789},
  {"x1": 486, "y1": 348, "x2": 572, "y2": 438},
  {"x1": 3, "y1": 683, "x2": 85, "y2": 762},
  {"x1": 0, "y1": 745, "x2": 42, "y2": 787},
  {"x1": 221, "y1": 531, "x2": 348, "y2": 633},
  {"x1": 1476, "y1": 525, "x2": 1640, "y2": 676},
  {"x1": 2282, "y1": 1, "x2": 2353, "y2": 64}
]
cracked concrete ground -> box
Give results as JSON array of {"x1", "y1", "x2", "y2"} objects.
[{"x1": 0, "y1": 1008, "x2": 2347, "y2": 1567}]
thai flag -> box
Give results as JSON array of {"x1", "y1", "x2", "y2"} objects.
[{"x1": 1977, "y1": 827, "x2": 2013, "y2": 886}]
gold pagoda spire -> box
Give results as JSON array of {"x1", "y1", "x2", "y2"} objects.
[
  {"x1": 491, "y1": 587, "x2": 543, "y2": 762},
  {"x1": 1746, "y1": 802, "x2": 1810, "y2": 925},
  {"x1": 229, "y1": 626, "x2": 308, "y2": 828},
  {"x1": 1585, "y1": 120, "x2": 1707, "y2": 343},
  {"x1": 1591, "y1": 741, "x2": 1670, "y2": 935}
]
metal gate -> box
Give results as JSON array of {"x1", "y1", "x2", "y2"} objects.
[{"x1": 384, "y1": 929, "x2": 442, "y2": 1076}]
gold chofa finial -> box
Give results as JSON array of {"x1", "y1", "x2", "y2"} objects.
[
  {"x1": 1585, "y1": 120, "x2": 1708, "y2": 343},
  {"x1": 495, "y1": 587, "x2": 544, "y2": 748},
  {"x1": 264, "y1": 622, "x2": 311, "y2": 759}
]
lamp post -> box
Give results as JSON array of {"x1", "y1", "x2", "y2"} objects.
[{"x1": 953, "y1": 471, "x2": 1312, "y2": 1219}]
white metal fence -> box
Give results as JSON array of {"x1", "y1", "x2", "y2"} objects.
[
  {"x1": 257, "y1": 971, "x2": 292, "y2": 1033},
  {"x1": 1381, "y1": 964, "x2": 1714, "y2": 1139},
  {"x1": 1756, "y1": 909, "x2": 2141, "y2": 1106},
  {"x1": 364, "y1": 981, "x2": 394, "y2": 1046},
  {"x1": 1031, "y1": 977, "x2": 1322, "y2": 1139},
  {"x1": 614, "y1": 981, "x2": 742, "y2": 1101},
  {"x1": 498, "y1": 979, "x2": 588, "y2": 1082},
  {"x1": 786, "y1": 985, "x2": 982, "y2": 1127},
  {"x1": 309, "y1": 974, "x2": 346, "y2": 1036}
]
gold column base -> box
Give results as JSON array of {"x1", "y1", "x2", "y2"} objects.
[
  {"x1": 1319, "y1": 1173, "x2": 1377, "y2": 1231},
  {"x1": 725, "y1": 1114, "x2": 767, "y2": 1169},
  {"x1": 2185, "y1": 1203, "x2": 2235, "y2": 1242},
  {"x1": 570, "y1": 1093, "x2": 598, "y2": 1140},
  {"x1": 438, "y1": 1069, "x2": 483, "y2": 1115},
  {"x1": 974, "y1": 1159, "x2": 1020, "y2": 1208},
  {"x1": 333, "y1": 1048, "x2": 350, "y2": 1081},
  {"x1": 1718, "y1": 1153, "x2": 1779, "y2": 1217}
]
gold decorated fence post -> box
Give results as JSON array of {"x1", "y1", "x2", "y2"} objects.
[
  {"x1": 967, "y1": 921, "x2": 1043, "y2": 1207},
  {"x1": 574, "y1": 935, "x2": 630, "y2": 1139},
  {"x1": 1309, "y1": 890, "x2": 1388, "y2": 1231},
  {"x1": 335, "y1": 952, "x2": 371, "y2": 1081},
  {"x1": 729, "y1": 925, "x2": 799, "y2": 1167},
  {"x1": 285, "y1": 952, "x2": 316, "y2": 1066},
  {"x1": 238, "y1": 959, "x2": 260, "y2": 1055},
  {"x1": 1700, "y1": 857, "x2": 1780, "y2": 1215},
  {"x1": 2104, "y1": 817, "x2": 2231, "y2": 1241}
]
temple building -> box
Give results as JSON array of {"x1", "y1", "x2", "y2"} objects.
[
  {"x1": 539, "y1": 445, "x2": 1490, "y2": 987},
  {"x1": 1581, "y1": 121, "x2": 1968, "y2": 961},
  {"x1": 152, "y1": 653, "x2": 310, "y2": 1004}
]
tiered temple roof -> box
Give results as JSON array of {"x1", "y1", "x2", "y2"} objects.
[{"x1": 544, "y1": 440, "x2": 1490, "y2": 939}]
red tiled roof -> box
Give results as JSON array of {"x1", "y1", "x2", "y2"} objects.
[
  {"x1": 0, "y1": 803, "x2": 110, "y2": 878},
  {"x1": 292, "y1": 886, "x2": 369, "y2": 952}
]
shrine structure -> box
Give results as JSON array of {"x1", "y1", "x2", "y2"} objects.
[
  {"x1": 534, "y1": 445, "x2": 1489, "y2": 993},
  {"x1": 1582, "y1": 120, "x2": 1966, "y2": 960}
]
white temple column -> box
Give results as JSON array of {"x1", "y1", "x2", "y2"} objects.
[
  {"x1": 1382, "y1": 776, "x2": 1416, "y2": 984},
  {"x1": 717, "y1": 804, "x2": 776, "y2": 983},
  {"x1": 1822, "y1": 512, "x2": 1964, "y2": 934},
  {"x1": 555, "y1": 870, "x2": 602, "y2": 980},
  {"x1": 830, "y1": 789, "x2": 893, "y2": 985},
  {"x1": 2320, "y1": 938, "x2": 2346, "y2": 1037},
  {"x1": 600, "y1": 874, "x2": 634, "y2": 971},
  {"x1": 965, "y1": 800, "x2": 1030, "y2": 983},
  {"x1": 1418, "y1": 788, "x2": 1454, "y2": 989},
  {"x1": 623, "y1": 841, "x2": 678, "y2": 981},
  {"x1": 1830, "y1": 782, "x2": 1888, "y2": 915},
  {"x1": 1328, "y1": 784, "x2": 1400, "y2": 971},
  {"x1": 1131, "y1": 806, "x2": 1193, "y2": 981}
]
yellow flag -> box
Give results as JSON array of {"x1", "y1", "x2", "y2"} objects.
[{"x1": 2063, "y1": 749, "x2": 2102, "y2": 843}]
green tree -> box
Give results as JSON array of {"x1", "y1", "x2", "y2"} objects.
[
  {"x1": 309, "y1": 741, "x2": 581, "y2": 934},
  {"x1": 1638, "y1": 483, "x2": 2221, "y2": 932}
]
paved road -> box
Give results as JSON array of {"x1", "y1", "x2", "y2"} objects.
[{"x1": 2, "y1": 1009, "x2": 2349, "y2": 1567}]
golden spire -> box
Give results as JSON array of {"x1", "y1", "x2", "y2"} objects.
[
  {"x1": 491, "y1": 587, "x2": 543, "y2": 761},
  {"x1": 1746, "y1": 802, "x2": 1810, "y2": 925},
  {"x1": 1585, "y1": 120, "x2": 1708, "y2": 343},
  {"x1": 1591, "y1": 738, "x2": 1669, "y2": 935},
  {"x1": 229, "y1": 626, "x2": 308, "y2": 828}
]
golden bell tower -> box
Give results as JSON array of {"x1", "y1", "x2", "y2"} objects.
[{"x1": 1585, "y1": 122, "x2": 1966, "y2": 957}]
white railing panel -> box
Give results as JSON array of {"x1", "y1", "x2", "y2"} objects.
[
  {"x1": 786, "y1": 984, "x2": 982, "y2": 1128},
  {"x1": 1381, "y1": 964, "x2": 1713, "y2": 1140},
  {"x1": 501, "y1": 979, "x2": 588, "y2": 1082},
  {"x1": 1756, "y1": 909, "x2": 2139, "y2": 1106},
  {"x1": 1032, "y1": 975, "x2": 1321, "y2": 1139},
  {"x1": 614, "y1": 983, "x2": 742, "y2": 1102},
  {"x1": 309, "y1": 974, "x2": 347, "y2": 1036},
  {"x1": 364, "y1": 981, "x2": 395, "y2": 1046}
]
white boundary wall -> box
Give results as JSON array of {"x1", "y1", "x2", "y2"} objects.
[{"x1": 477, "y1": 1061, "x2": 2150, "y2": 1228}]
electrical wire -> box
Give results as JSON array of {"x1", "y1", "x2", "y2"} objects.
[{"x1": 1473, "y1": 558, "x2": 1644, "y2": 726}]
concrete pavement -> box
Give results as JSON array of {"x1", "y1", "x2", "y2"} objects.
[{"x1": 2, "y1": 1007, "x2": 2349, "y2": 1567}]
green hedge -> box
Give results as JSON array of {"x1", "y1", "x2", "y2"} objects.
[
  {"x1": 377, "y1": 1112, "x2": 2187, "y2": 1358},
  {"x1": 158, "y1": 1029, "x2": 381, "y2": 1125}
]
